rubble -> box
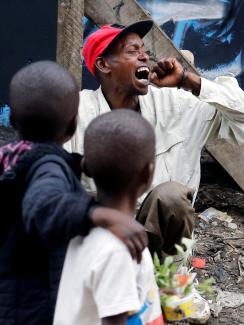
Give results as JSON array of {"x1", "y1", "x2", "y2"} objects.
[
  {"x1": 171, "y1": 151, "x2": 244, "y2": 324},
  {"x1": 211, "y1": 290, "x2": 244, "y2": 317}
]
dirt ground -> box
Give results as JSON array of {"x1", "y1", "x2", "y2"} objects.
[
  {"x1": 172, "y1": 151, "x2": 244, "y2": 325},
  {"x1": 1, "y1": 127, "x2": 243, "y2": 324}
]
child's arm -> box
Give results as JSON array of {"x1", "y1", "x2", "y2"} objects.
[
  {"x1": 22, "y1": 160, "x2": 147, "y2": 261},
  {"x1": 102, "y1": 313, "x2": 127, "y2": 325},
  {"x1": 22, "y1": 160, "x2": 94, "y2": 240}
]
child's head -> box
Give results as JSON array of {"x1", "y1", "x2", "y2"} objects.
[
  {"x1": 83, "y1": 109, "x2": 155, "y2": 199},
  {"x1": 9, "y1": 61, "x2": 79, "y2": 143}
]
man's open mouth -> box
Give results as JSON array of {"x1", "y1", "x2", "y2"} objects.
[{"x1": 135, "y1": 67, "x2": 150, "y2": 81}]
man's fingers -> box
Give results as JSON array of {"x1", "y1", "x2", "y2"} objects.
[
  {"x1": 132, "y1": 237, "x2": 144, "y2": 252},
  {"x1": 149, "y1": 58, "x2": 184, "y2": 87},
  {"x1": 165, "y1": 59, "x2": 175, "y2": 70},
  {"x1": 140, "y1": 228, "x2": 148, "y2": 248},
  {"x1": 149, "y1": 72, "x2": 157, "y2": 80},
  {"x1": 157, "y1": 59, "x2": 174, "y2": 71},
  {"x1": 125, "y1": 238, "x2": 141, "y2": 263},
  {"x1": 151, "y1": 65, "x2": 166, "y2": 79},
  {"x1": 149, "y1": 72, "x2": 161, "y2": 86},
  {"x1": 126, "y1": 222, "x2": 148, "y2": 263},
  {"x1": 157, "y1": 60, "x2": 167, "y2": 71},
  {"x1": 131, "y1": 237, "x2": 144, "y2": 263},
  {"x1": 131, "y1": 223, "x2": 148, "y2": 250}
]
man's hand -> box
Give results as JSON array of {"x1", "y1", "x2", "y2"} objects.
[
  {"x1": 90, "y1": 207, "x2": 148, "y2": 263},
  {"x1": 150, "y1": 58, "x2": 183, "y2": 88},
  {"x1": 149, "y1": 58, "x2": 201, "y2": 95}
]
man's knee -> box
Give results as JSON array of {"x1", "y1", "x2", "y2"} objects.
[{"x1": 148, "y1": 182, "x2": 170, "y2": 199}]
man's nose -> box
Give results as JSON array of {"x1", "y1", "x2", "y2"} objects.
[{"x1": 138, "y1": 50, "x2": 149, "y2": 62}]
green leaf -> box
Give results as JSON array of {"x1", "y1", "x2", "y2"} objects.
[
  {"x1": 163, "y1": 256, "x2": 174, "y2": 268},
  {"x1": 183, "y1": 283, "x2": 193, "y2": 296},
  {"x1": 181, "y1": 237, "x2": 196, "y2": 251},
  {"x1": 196, "y1": 277, "x2": 215, "y2": 298},
  {"x1": 153, "y1": 253, "x2": 160, "y2": 269},
  {"x1": 175, "y1": 244, "x2": 185, "y2": 255}
]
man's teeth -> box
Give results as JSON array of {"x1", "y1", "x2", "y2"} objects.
[{"x1": 137, "y1": 67, "x2": 149, "y2": 73}]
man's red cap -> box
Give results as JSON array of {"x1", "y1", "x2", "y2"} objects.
[{"x1": 83, "y1": 20, "x2": 153, "y2": 76}]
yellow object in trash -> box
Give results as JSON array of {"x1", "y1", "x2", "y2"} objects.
[{"x1": 163, "y1": 293, "x2": 195, "y2": 321}]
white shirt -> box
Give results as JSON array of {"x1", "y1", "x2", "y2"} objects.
[
  {"x1": 65, "y1": 76, "x2": 244, "y2": 200},
  {"x1": 53, "y1": 228, "x2": 164, "y2": 325}
]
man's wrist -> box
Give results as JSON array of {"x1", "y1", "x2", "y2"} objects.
[
  {"x1": 89, "y1": 206, "x2": 116, "y2": 228},
  {"x1": 181, "y1": 71, "x2": 201, "y2": 96},
  {"x1": 177, "y1": 67, "x2": 187, "y2": 89},
  {"x1": 87, "y1": 204, "x2": 102, "y2": 227}
]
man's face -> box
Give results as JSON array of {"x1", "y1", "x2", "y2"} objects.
[{"x1": 104, "y1": 33, "x2": 150, "y2": 96}]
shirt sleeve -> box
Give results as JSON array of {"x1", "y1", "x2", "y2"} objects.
[
  {"x1": 22, "y1": 160, "x2": 94, "y2": 242},
  {"x1": 90, "y1": 248, "x2": 140, "y2": 318},
  {"x1": 198, "y1": 75, "x2": 244, "y2": 144}
]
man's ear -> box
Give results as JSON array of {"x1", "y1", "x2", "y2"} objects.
[
  {"x1": 95, "y1": 56, "x2": 111, "y2": 75},
  {"x1": 81, "y1": 157, "x2": 92, "y2": 177}
]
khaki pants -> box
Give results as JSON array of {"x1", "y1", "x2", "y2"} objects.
[{"x1": 136, "y1": 183, "x2": 194, "y2": 259}]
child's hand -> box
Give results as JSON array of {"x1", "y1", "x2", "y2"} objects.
[{"x1": 90, "y1": 207, "x2": 148, "y2": 263}]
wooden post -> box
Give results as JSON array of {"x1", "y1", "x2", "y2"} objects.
[
  {"x1": 57, "y1": 0, "x2": 84, "y2": 88},
  {"x1": 206, "y1": 140, "x2": 244, "y2": 190}
]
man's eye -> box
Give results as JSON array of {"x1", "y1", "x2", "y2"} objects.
[
  {"x1": 126, "y1": 48, "x2": 152, "y2": 56},
  {"x1": 127, "y1": 49, "x2": 139, "y2": 55}
]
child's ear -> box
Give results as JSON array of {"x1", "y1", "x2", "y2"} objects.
[
  {"x1": 65, "y1": 115, "x2": 77, "y2": 140},
  {"x1": 81, "y1": 157, "x2": 91, "y2": 177},
  {"x1": 139, "y1": 161, "x2": 155, "y2": 193}
]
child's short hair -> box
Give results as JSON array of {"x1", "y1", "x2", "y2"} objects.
[
  {"x1": 9, "y1": 61, "x2": 79, "y2": 142},
  {"x1": 84, "y1": 109, "x2": 155, "y2": 195}
]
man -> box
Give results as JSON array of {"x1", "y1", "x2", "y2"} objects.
[{"x1": 65, "y1": 20, "x2": 244, "y2": 257}]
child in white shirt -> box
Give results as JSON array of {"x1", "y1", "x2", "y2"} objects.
[{"x1": 54, "y1": 109, "x2": 164, "y2": 325}]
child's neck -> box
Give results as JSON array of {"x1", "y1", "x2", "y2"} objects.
[{"x1": 97, "y1": 191, "x2": 137, "y2": 217}]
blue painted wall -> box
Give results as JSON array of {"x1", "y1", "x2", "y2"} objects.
[{"x1": 139, "y1": 0, "x2": 244, "y2": 88}]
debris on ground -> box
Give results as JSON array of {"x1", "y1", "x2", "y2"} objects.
[
  {"x1": 210, "y1": 290, "x2": 244, "y2": 318},
  {"x1": 191, "y1": 257, "x2": 206, "y2": 269},
  {"x1": 171, "y1": 151, "x2": 244, "y2": 325},
  {"x1": 198, "y1": 207, "x2": 233, "y2": 224}
]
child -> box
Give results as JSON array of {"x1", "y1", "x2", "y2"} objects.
[
  {"x1": 54, "y1": 109, "x2": 164, "y2": 325},
  {"x1": 0, "y1": 61, "x2": 147, "y2": 325}
]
